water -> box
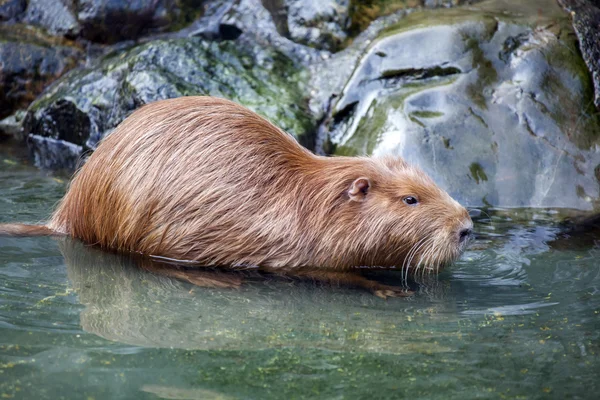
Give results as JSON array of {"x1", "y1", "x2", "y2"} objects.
[{"x1": 1, "y1": 146, "x2": 599, "y2": 399}]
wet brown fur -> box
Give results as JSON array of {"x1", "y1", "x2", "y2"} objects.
[
  {"x1": 2, "y1": 96, "x2": 472, "y2": 272},
  {"x1": 0, "y1": 224, "x2": 54, "y2": 236}
]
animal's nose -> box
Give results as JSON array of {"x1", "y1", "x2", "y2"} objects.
[{"x1": 459, "y1": 228, "x2": 473, "y2": 243}]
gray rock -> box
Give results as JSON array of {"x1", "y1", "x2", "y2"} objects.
[
  {"x1": 23, "y1": 0, "x2": 80, "y2": 38},
  {"x1": 0, "y1": 25, "x2": 83, "y2": 120},
  {"x1": 318, "y1": 0, "x2": 600, "y2": 211},
  {"x1": 148, "y1": 0, "x2": 325, "y2": 64},
  {"x1": 77, "y1": 0, "x2": 164, "y2": 43},
  {"x1": 221, "y1": 0, "x2": 325, "y2": 65},
  {"x1": 19, "y1": 0, "x2": 205, "y2": 43},
  {"x1": 0, "y1": 0, "x2": 25, "y2": 22},
  {"x1": 23, "y1": 36, "x2": 314, "y2": 170},
  {"x1": 76, "y1": 0, "x2": 190, "y2": 43},
  {"x1": 424, "y1": 0, "x2": 461, "y2": 6},
  {"x1": 558, "y1": 0, "x2": 600, "y2": 110},
  {"x1": 0, "y1": 110, "x2": 25, "y2": 138},
  {"x1": 285, "y1": 0, "x2": 350, "y2": 52}
]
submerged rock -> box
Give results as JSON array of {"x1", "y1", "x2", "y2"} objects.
[
  {"x1": 318, "y1": 0, "x2": 600, "y2": 211},
  {"x1": 23, "y1": 36, "x2": 314, "y2": 170},
  {"x1": 0, "y1": 25, "x2": 82, "y2": 120}
]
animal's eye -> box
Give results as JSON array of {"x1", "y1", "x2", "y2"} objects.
[{"x1": 403, "y1": 196, "x2": 419, "y2": 206}]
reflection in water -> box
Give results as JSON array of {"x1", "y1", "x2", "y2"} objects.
[
  {"x1": 141, "y1": 384, "x2": 236, "y2": 400},
  {"x1": 549, "y1": 213, "x2": 600, "y2": 250},
  {"x1": 61, "y1": 239, "x2": 456, "y2": 354},
  {"x1": 2, "y1": 199, "x2": 600, "y2": 399}
]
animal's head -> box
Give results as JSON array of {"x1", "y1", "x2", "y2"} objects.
[{"x1": 346, "y1": 156, "x2": 472, "y2": 273}]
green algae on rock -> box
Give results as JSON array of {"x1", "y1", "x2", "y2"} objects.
[
  {"x1": 319, "y1": 0, "x2": 600, "y2": 211},
  {"x1": 23, "y1": 37, "x2": 314, "y2": 170}
]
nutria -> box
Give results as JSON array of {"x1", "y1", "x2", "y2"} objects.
[{"x1": 1, "y1": 96, "x2": 472, "y2": 295}]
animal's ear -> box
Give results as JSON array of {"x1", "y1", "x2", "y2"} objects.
[{"x1": 348, "y1": 177, "x2": 370, "y2": 202}]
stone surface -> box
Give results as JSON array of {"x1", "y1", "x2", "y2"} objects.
[
  {"x1": 16, "y1": 0, "x2": 205, "y2": 43},
  {"x1": 285, "y1": 0, "x2": 350, "y2": 52},
  {"x1": 22, "y1": 0, "x2": 80, "y2": 38},
  {"x1": 347, "y1": 0, "x2": 481, "y2": 38},
  {"x1": 220, "y1": 0, "x2": 324, "y2": 65},
  {"x1": 77, "y1": 0, "x2": 175, "y2": 43},
  {"x1": 317, "y1": 0, "x2": 600, "y2": 211},
  {"x1": 0, "y1": 110, "x2": 25, "y2": 138},
  {"x1": 0, "y1": 0, "x2": 25, "y2": 22},
  {"x1": 23, "y1": 36, "x2": 314, "y2": 170},
  {"x1": 558, "y1": 0, "x2": 600, "y2": 110},
  {"x1": 0, "y1": 25, "x2": 82, "y2": 120}
]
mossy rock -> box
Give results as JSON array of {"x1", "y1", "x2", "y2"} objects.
[
  {"x1": 23, "y1": 37, "x2": 315, "y2": 170},
  {"x1": 321, "y1": 0, "x2": 600, "y2": 211}
]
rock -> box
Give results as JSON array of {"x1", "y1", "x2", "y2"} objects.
[
  {"x1": 0, "y1": 110, "x2": 25, "y2": 138},
  {"x1": 18, "y1": 0, "x2": 205, "y2": 43},
  {"x1": 558, "y1": 0, "x2": 600, "y2": 110},
  {"x1": 23, "y1": 36, "x2": 314, "y2": 170},
  {"x1": 0, "y1": 0, "x2": 25, "y2": 22},
  {"x1": 219, "y1": 0, "x2": 324, "y2": 65},
  {"x1": 76, "y1": 0, "x2": 193, "y2": 43},
  {"x1": 318, "y1": 0, "x2": 600, "y2": 211},
  {"x1": 347, "y1": 0, "x2": 481, "y2": 38},
  {"x1": 284, "y1": 0, "x2": 350, "y2": 52},
  {"x1": 22, "y1": 0, "x2": 80, "y2": 38},
  {"x1": 269, "y1": 0, "x2": 480, "y2": 53},
  {"x1": 0, "y1": 25, "x2": 83, "y2": 121}
]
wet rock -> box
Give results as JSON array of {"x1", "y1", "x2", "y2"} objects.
[
  {"x1": 0, "y1": 110, "x2": 25, "y2": 138},
  {"x1": 318, "y1": 0, "x2": 600, "y2": 211},
  {"x1": 18, "y1": 0, "x2": 205, "y2": 43},
  {"x1": 558, "y1": 0, "x2": 600, "y2": 110},
  {"x1": 77, "y1": 0, "x2": 174, "y2": 43},
  {"x1": 0, "y1": 25, "x2": 83, "y2": 121},
  {"x1": 23, "y1": 36, "x2": 314, "y2": 170},
  {"x1": 75, "y1": 0, "x2": 207, "y2": 43},
  {"x1": 0, "y1": 0, "x2": 25, "y2": 22},
  {"x1": 165, "y1": 0, "x2": 324, "y2": 64},
  {"x1": 220, "y1": 0, "x2": 324, "y2": 65},
  {"x1": 347, "y1": 0, "x2": 481, "y2": 38},
  {"x1": 22, "y1": 0, "x2": 80, "y2": 38},
  {"x1": 284, "y1": 0, "x2": 350, "y2": 52}
]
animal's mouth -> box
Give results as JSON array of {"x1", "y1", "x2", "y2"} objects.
[
  {"x1": 397, "y1": 229, "x2": 474, "y2": 279},
  {"x1": 459, "y1": 228, "x2": 474, "y2": 244},
  {"x1": 458, "y1": 232, "x2": 475, "y2": 254}
]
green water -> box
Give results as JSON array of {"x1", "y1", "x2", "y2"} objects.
[{"x1": 0, "y1": 145, "x2": 599, "y2": 400}]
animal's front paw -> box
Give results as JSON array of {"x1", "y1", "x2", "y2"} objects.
[{"x1": 373, "y1": 286, "x2": 413, "y2": 299}]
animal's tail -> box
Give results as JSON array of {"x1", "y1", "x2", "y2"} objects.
[{"x1": 0, "y1": 224, "x2": 56, "y2": 237}]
